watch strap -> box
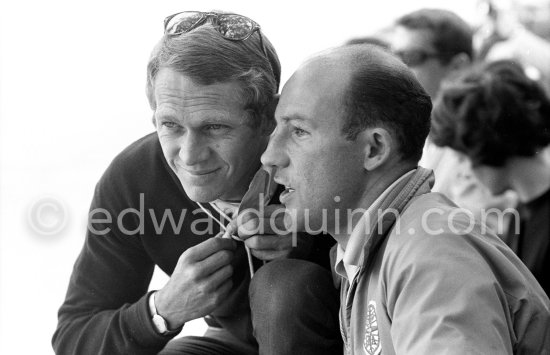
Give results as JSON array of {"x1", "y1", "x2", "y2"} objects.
[{"x1": 148, "y1": 291, "x2": 180, "y2": 336}]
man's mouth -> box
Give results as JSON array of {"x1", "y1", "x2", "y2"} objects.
[
  {"x1": 279, "y1": 185, "x2": 295, "y2": 203},
  {"x1": 185, "y1": 168, "x2": 220, "y2": 176},
  {"x1": 175, "y1": 164, "x2": 223, "y2": 186},
  {"x1": 176, "y1": 164, "x2": 221, "y2": 176}
]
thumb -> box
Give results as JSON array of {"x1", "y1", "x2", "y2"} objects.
[{"x1": 236, "y1": 217, "x2": 261, "y2": 239}]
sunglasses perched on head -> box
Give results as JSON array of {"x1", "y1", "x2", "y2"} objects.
[
  {"x1": 164, "y1": 11, "x2": 268, "y2": 56},
  {"x1": 394, "y1": 49, "x2": 442, "y2": 67}
]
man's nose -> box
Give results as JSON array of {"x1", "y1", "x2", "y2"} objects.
[
  {"x1": 261, "y1": 130, "x2": 289, "y2": 170},
  {"x1": 178, "y1": 131, "x2": 211, "y2": 166}
]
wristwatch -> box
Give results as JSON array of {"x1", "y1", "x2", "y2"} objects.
[{"x1": 148, "y1": 291, "x2": 179, "y2": 336}]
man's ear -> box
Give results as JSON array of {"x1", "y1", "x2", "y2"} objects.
[
  {"x1": 260, "y1": 94, "x2": 280, "y2": 135},
  {"x1": 361, "y1": 128, "x2": 393, "y2": 171},
  {"x1": 448, "y1": 53, "x2": 470, "y2": 72}
]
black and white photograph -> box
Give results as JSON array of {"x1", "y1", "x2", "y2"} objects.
[{"x1": 1, "y1": 0, "x2": 550, "y2": 354}]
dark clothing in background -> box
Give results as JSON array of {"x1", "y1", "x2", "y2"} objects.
[{"x1": 506, "y1": 188, "x2": 550, "y2": 295}]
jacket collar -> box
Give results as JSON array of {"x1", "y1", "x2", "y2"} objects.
[{"x1": 353, "y1": 167, "x2": 434, "y2": 271}]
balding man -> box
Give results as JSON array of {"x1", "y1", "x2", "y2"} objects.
[{"x1": 262, "y1": 44, "x2": 550, "y2": 354}]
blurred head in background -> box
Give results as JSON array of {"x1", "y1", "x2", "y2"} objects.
[
  {"x1": 475, "y1": 0, "x2": 550, "y2": 95},
  {"x1": 476, "y1": 0, "x2": 550, "y2": 41},
  {"x1": 344, "y1": 32, "x2": 391, "y2": 50},
  {"x1": 515, "y1": 0, "x2": 550, "y2": 40},
  {"x1": 430, "y1": 60, "x2": 550, "y2": 200},
  {"x1": 389, "y1": 8, "x2": 473, "y2": 98}
]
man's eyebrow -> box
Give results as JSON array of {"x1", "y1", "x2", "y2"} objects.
[
  {"x1": 155, "y1": 113, "x2": 177, "y2": 121},
  {"x1": 281, "y1": 115, "x2": 307, "y2": 123},
  {"x1": 154, "y1": 110, "x2": 178, "y2": 120}
]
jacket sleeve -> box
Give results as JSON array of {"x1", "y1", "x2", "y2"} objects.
[
  {"x1": 52, "y1": 162, "x2": 174, "y2": 354},
  {"x1": 384, "y1": 226, "x2": 514, "y2": 355}
]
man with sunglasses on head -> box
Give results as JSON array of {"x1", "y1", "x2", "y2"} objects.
[
  {"x1": 52, "y1": 11, "x2": 341, "y2": 355},
  {"x1": 389, "y1": 9, "x2": 518, "y2": 234}
]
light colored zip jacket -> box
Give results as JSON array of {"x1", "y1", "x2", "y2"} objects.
[{"x1": 332, "y1": 168, "x2": 550, "y2": 355}]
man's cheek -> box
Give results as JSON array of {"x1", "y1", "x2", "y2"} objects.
[{"x1": 159, "y1": 143, "x2": 181, "y2": 169}]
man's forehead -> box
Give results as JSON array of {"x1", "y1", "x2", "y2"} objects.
[
  {"x1": 290, "y1": 54, "x2": 351, "y2": 90},
  {"x1": 391, "y1": 26, "x2": 436, "y2": 51},
  {"x1": 276, "y1": 56, "x2": 350, "y2": 122},
  {"x1": 154, "y1": 68, "x2": 244, "y2": 104}
]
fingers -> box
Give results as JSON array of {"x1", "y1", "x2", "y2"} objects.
[
  {"x1": 204, "y1": 264, "x2": 234, "y2": 290},
  {"x1": 243, "y1": 234, "x2": 293, "y2": 251},
  {"x1": 194, "y1": 248, "x2": 235, "y2": 277},
  {"x1": 244, "y1": 234, "x2": 293, "y2": 261},
  {"x1": 249, "y1": 247, "x2": 291, "y2": 261},
  {"x1": 216, "y1": 278, "x2": 233, "y2": 295},
  {"x1": 236, "y1": 204, "x2": 289, "y2": 238},
  {"x1": 182, "y1": 237, "x2": 237, "y2": 263},
  {"x1": 198, "y1": 268, "x2": 234, "y2": 311},
  {"x1": 212, "y1": 278, "x2": 234, "y2": 304}
]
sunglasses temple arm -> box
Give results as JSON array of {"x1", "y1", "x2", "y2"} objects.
[
  {"x1": 258, "y1": 31, "x2": 267, "y2": 57},
  {"x1": 258, "y1": 31, "x2": 276, "y2": 85}
]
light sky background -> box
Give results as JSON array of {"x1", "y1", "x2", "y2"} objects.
[{"x1": 0, "y1": 0, "x2": 478, "y2": 353}]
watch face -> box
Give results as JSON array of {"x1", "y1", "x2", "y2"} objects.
[{"x1": 152, "y1": 314, "x2": 168, "y2": 334}]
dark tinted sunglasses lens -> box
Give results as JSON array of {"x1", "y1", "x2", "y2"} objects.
[
  {"x1": 397, "y1": 51, "x2": 429, "y2": 67},
  {"x1": 165, "y1": 12, "x2": 204, "y2": 34},
  {"x1": 217, "y1": 14, "x2": 255, "y2": 40}
]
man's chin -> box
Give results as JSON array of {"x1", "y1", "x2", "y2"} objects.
[
  {"x1": 283, "y1": 208, "x2": 325, "y2": 234},
  {"x1": 182, "y1": 185, "x2": 223, "y2": 203},
  {"x1": 283, "y1": 212, "x2": 298, "y2": 233}
]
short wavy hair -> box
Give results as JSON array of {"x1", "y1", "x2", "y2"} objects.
[
  {"x1": 431, "y1": 60, "x2": 550, "y2": 167},
  {"x1": 146, "y1": 19, "x2": 281, "y2": 130}
]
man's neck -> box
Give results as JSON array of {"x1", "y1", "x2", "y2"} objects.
[{"x1": 330, "y1": 163, "x2": 416, "y2": 250}]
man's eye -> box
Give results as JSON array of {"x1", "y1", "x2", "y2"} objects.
[
  {"x1": 292, "y1": 127, "x2": 309, "y2": 137},
  {"x1": 161, "y1": 121, "x2": 178, "y2": 129},
  {"x1": 205, "y1": 124, "x2": 227, "y2": 131}
]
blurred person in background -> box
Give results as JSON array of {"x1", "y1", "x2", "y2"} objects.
[
  {"x1": 345, "y1": 36, "x2": 390, "y2": 49},
  {"x1": 390, "y1": 9, "x2": 472, "y2": 99},
  {"x1": 431, "y1": 59, "x2": 550, "y2": 295},
  {"x1": 475, "y1": 0, "x2": 550, "y2": 94},
  {"x1": 52, "y1": 10, "x2": 341, "y2": 355},
  {"x1": 344, "y1": 28, "x2": 392, "y2": 49},
  {"x1": 388, "y1": 8, "x2": 518, "y2": 234},
  {"x1": 515, "y1": 0, "x2": 550, "y2": 41}
]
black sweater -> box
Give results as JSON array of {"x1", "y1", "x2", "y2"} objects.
[
  {"x1": 507, "y1": 187, "x2": 550, "y2": 295},
  {"x1": 52, "y1": 133, "x2": 334, "y2": 354}
]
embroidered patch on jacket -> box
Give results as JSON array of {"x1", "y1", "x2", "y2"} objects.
[{"x1": 363, "y1": 300, "x2": 381, "y2": 355}]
